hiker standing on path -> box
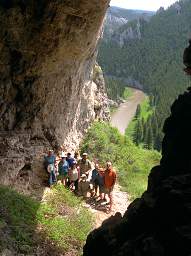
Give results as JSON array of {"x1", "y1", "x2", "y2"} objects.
[
  {"x1": 97, "y1": 168, "x2": 105, "y2": 200},
  {"x1": 44, "y1": 150, "x2": 57, "y2": 187},
  {"x1": 58, "y1": 155, "x2": 69, "y2": 186},
  {"x1": 78, "y1": 153, "x2": 92, "y2": 178},
  {"x1": 90, "y1": 163, "x2": 100, "y2": 197},
  {"x1": 68, "y1": 161, "x2": 80, "y2": 193},
  {"x1": 66, "y1": 152, "x2": 76, "y2": 168},
  {"x1": 104, "y1": 162, "x2": 116, "y2": 212}
]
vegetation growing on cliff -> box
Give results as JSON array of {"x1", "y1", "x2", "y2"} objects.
[
  {"x1": 0, "y1": 185, "x2": 93, "y2": 255},
  {"x1": 81, "y1": 121, "x2": 161, "y2": 200}
]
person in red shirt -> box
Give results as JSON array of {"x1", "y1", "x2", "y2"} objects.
[{"x1": 104, "y1": 161, "x2": 116, "y2": 212}]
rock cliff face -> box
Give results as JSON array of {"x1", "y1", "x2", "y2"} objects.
[
  {"x1": 0, "y1": 0, "x2": 110, "y2": 148},
  {"x1": 102, "y1": 7, "x2": 154, "y2": 42},
  {"x1": 0, "y1": 0, "x2": 110, "y2": 187},
  {"x1": 112, "y1": 20, "x2": 142, "y2": 47},
  {"x1": 84, "y1": 87, "x2": 191, "y2": 255}
]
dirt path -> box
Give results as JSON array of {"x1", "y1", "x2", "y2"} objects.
[
  {"x1": 42, "y1": 184, "x2": 130, "y2": 228},
  {"x1": 84, "y1": 89, "x2": 145, "y2": 228},
  {"x1": 111, "y1": 89, "x2": 145, "y2": 134},
  {"x1": 84, "y1": 183, "x2": 130, "y2": 228}
]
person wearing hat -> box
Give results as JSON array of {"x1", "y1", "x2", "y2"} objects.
[
  {"x1": 78, "y1": 153, "x2": 92, "y2": 177},
  {"x1": 58, "y1": 154, "x2": 69, "y2": 186},
  {"x1": 44, "y1": 149, "x2": 56, "y2": 187},
  {"x1": 78, "y1": 174, "x2": 90, "y2": 198}
]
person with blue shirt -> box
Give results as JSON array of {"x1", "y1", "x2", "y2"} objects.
[
  {"x1": 66, "y1": 152, "x2": 75, "y2": 168},
  {"x1": 90, "y1": 163, "x2": 100, "y2": 197},
  {"x1": 58, "y1": 155, "x2": 69, "y2": 186},
  {"x1": 44, "y1": 150, "x2": 56, "y2": 187}
]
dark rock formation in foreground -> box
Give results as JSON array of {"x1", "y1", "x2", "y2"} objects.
[{"x1": 84, "y1": 87, "x2": 191, "y2": 255}]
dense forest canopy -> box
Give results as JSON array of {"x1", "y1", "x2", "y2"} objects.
[{"x1": 98, "y1": 0, "x2": 191, "y2": 150}]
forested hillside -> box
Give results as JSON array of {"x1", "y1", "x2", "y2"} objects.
[{"x1": 99, "y1": 0, "x2": 191, "y2": 150}]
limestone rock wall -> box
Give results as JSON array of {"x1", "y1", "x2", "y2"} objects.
[
  {"x1": 0, "y1": 0, "x2": 110, "y2": 188},
  {"x1": 0, "y1": 0, "x2": 110, "y2": 150}
]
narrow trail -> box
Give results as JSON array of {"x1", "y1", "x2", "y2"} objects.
[
  {"x1": 41, "y1": 89, "x2": 144, "y2": 229},
  {"x1": 42, "y1": 183, "x2": 130, "y2": 229},
  {"x1": 42, "y1": 184, "x2": 130, "y2": 229},
  {"x1": 85, "y1": 88, "x2": 145, "y2": 228},
  {"x1": 84, "y1": 183, "x2": 130, "y2": 228}
]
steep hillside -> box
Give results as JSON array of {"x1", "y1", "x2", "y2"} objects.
[
  {"x1": 0, "y1": 185, "x2": 93, "y2": 255},
  {"x1": 98, "y1": 0, "x2": 191, "y2": 149}
]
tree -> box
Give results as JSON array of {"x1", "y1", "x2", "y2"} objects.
[
  {"x1": 145, "y1": 126, "x2": 153, "y2": 149},
  {"x1": 133, "y1": 119, "x2": 143, "y2": 145},
  {"x1": 135, "y1": 104, "x2": 141, "y2": 118}
]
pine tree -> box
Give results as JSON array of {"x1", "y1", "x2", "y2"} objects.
[
  {"x1": 133, "y1": 119, "x2": 143, "y2": 146},
  {"x1": 135, "y1": 104, "x2": 141, "y2": 118},
  {"x1": 147, "y1": 127, "x2": 153, "y2": 149},
  {"x1": 142, "y1": 121, "x2": 147, "y2": 145},
  {"x1": 144, "y1": 120, "x2": 153, "y2": 149}
]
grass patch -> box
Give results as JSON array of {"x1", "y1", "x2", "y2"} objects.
[
  {"x1": 116, "y1": 145, "x2": 160, "y2": 199},
  {"x1": 80, "y1": 121, "x2": 161, "y2": 200},
  {"x1": 38, "y1": 185, "x2": 93, "y2": 251},
  {"x1": 0, "y1": 185, "x2": 93, "y2": 255}
]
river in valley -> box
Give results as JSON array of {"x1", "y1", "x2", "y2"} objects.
[{"x1": 111, "y1": 89, "x2": 146, "y2": 134}]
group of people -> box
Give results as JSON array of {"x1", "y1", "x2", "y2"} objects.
[{"x1": 44, "y1": 150, "x2": 116, "y2": 212}]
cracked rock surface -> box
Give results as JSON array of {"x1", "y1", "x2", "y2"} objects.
[{"x1": 0, "y1": 0, "x2": 110, "y2": 186}]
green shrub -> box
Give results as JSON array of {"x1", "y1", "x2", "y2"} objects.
[{"x1": 81, "y1": 121, "x2": 161, "y2": 200}]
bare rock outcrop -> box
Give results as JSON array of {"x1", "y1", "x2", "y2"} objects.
[
  {"x1": 0, "y1": 0, "x2": 110, "y2": 149},
  {"x1": 0, "y1": 131, "x2": 49, "y2": 194},
  {"x1": 0, "y1": 0, "x2": 110, "y2": 187}
]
